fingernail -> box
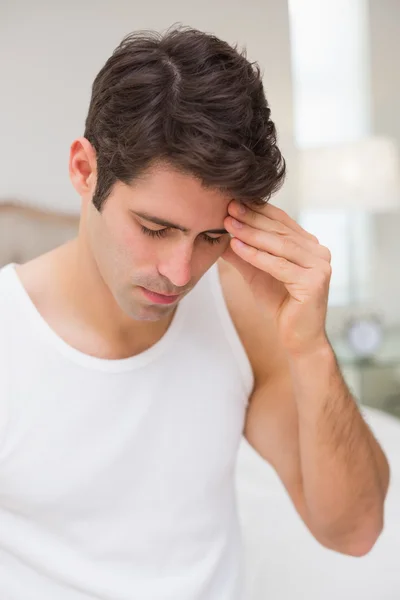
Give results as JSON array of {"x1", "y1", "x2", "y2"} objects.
[{"x1": 237, "y1": 204, "x2": 246, "y2": 215}]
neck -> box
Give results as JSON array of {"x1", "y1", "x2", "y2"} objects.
[{"x1": 25, "y1": 237, "x2": 174, "y2": 360}]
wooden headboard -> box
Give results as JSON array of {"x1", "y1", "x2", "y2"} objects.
[{"x1": 0, "y1": 202, "x2": 79, "y2": 267}]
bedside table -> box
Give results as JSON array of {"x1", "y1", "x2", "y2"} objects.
[{"x1": 330, "y1": 327, "x2": 400, "y2": 419}]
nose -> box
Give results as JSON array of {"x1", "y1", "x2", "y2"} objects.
[{"x1": 157, "y1": 242, "x2": 193, "y2": 289}]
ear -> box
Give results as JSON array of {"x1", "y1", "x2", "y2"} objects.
[{"x1": 69, "y1": 137, "x2": 97, "y2": 202}]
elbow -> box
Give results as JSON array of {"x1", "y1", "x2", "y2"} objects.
[
  {"x1": 317, "y1": 511, "x2": 385, "y2": 557},
  {"x1": 342, "y1": 522, "x2": 384, "y2": 557},
  {"x1": 341, "y1": 536, "x2": 381, "y2": 558},
  {"x1": 333, "y1": 521, "x2": 384, "y2": 558}
]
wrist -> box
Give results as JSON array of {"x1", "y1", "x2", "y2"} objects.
[
  {"x1": 287, "y1": 340, "x2": 340, "y2": 414},
  {"x1": 286, "y1": 337, "x2": 337, "y2": 374},
  {"x1": 286, "y1": 334, "x2": 333, "y2": 361}
]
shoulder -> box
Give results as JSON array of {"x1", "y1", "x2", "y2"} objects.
[
  {"x1": 0, "y1": 263, "x2": 18, "y2": 306},
  {"x1": 13, "y1": 245, "x2": 67, "y2": 310},
  {"x1": 217, "y1": 259, "x2": 288, "y2": 386}
]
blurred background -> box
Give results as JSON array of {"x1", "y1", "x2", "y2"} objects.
[{"x1": 1, "y1": 1, "x2": 400, "y2": 598}]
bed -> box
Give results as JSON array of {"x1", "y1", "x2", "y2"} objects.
[{"x1": 236, "y1": 408, "x2": 400, "y2": 599}]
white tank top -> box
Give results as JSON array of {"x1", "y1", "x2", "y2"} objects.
[{"x1": 0, "y1": 262, "x2": 253, "y2": 600}]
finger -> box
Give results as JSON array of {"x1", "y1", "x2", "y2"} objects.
[
  {"x1": 221, "y1": 244, "x2": 260, "y2": 284},
  {"x1": 222, "y1": 243, "x2": 288, "y2": 311},
  {"x1": 230, "y1": 201, "x2": 319, "y2": 244},
  {"x1": 225, "y1": 216, "x2": 327, "y2": 269},
  {"x1": 229, "y1": 237, "x2": 305, "y2": 285},
  {"x1": 225, "y1": 211, "x2": 331, "y2": 263},
  {"x1": 221, "y1": 243, "x2": 251, "y2": 273}
]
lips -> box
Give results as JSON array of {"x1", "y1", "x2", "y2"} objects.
[
  {"x1": 146, "y1": 289, "x2": 177, "y2": 297},
  {"x1": 140, "y1": 287, "x2": 181, "y2": 305}
]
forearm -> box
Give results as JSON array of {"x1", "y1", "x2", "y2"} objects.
[{"x1": 288, "y1": 341, "x2": 390, "y2": 554}]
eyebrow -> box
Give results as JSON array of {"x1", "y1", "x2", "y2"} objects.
[{"x1": 132, "y1": 211, "x2": 228, "y2": 235}]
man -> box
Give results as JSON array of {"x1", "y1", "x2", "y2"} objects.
[{"x1": 0, "y1": 26, "x2": 389, "y2": 600}]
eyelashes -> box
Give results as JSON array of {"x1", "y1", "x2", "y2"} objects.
[
  {"x1": 140, "y1": 225, "x2": 224, "y2": 246},
  {"x1": 140, "y1": 226, "x2": 168, "y2": 240}
]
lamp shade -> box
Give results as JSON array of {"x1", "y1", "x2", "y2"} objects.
[{"x1": 298, "y1": 136, "x2": 400, "y2": 211}]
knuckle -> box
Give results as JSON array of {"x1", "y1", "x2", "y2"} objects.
[
  {"x1": 277, "y1": 256, "x2": 289, "y2": 270},
  {"x1": 281, "y1": 235, "x2": 296, "y2": 252},
  {"x1": 245, "y1": 207, "x2": 257, "y2": 221},
  {"x1": 314, "y1": 266, "x2": 331, "y2": 288},
  {"x1": 321, "y1": 245, "x2": 332, "y2": 262},
  {"x1": 275, "y1": 224, "x2": 287, "y2": 236},
  {"x1": 252, "y1": 229, "x2": 264, "y2": 247},
  {"x1": 273, "y1": 206, "x2": 286, "y2": 220}
]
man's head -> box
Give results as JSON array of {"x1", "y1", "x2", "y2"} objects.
[{"x1": 70, "y1": 26, "x2": 285, "y2": 321}]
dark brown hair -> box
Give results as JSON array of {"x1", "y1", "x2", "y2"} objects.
[{"x1": 84, "y1": 25, "x2": 286, "y2": 211}]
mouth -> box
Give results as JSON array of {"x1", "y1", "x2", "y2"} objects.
[{"x1": 139, "y1": 287, "x2": 181, "y2": 305}]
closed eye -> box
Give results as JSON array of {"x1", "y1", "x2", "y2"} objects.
[
  {"x1": 140, "y1": 225, "x2": 225, "y2": 245},
  {"x1": 140, "y1": 225, "x2": 169, "y2": 239}
]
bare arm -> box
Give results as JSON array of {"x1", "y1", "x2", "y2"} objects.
[
  {"x1": 219, "y1": 258, "x2": 389, "y2": 556},
  {"x1": 218, "y1": 194, "x2": 391, "y2": 558},
  {"x1": 245, "y1": 338, "x2": 390, "y2": 557}
]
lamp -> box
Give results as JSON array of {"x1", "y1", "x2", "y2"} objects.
[
  {"x1": 297, "y1": 136, "x2": 400, "y2": 358},
  {"x1": 298, "y1": 136, "x2": 400, "y2": 213},
  {"x1": 298, "y1": 136, "x2": 400, "y2": 303}
]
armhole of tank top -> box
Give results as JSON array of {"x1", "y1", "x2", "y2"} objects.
[
  {"x1": 0, "y1": 267, "x2": 12, "y2": 452},
  {"x1": 0, "y1": 343, "x2": 7, "y2": 452},
  {"x1": 209, "y1": 263, "x2": 254, "y2": 402}
]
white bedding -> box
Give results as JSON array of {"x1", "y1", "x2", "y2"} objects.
[{"x1": 236, "y1": 407, "x2": 400, "y2": 600}]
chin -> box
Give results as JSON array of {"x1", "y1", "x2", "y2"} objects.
[{"x1": 123, "y1": 299, "x2": 175, "y2": 322}]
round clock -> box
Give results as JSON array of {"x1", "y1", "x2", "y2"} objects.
[{"x1": 345, "y1": 315, "x2": 383, "y2": 358}]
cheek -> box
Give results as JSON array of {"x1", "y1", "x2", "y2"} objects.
[{"x1": 118, "y1": 223, "x2": 156, "y2": 263}]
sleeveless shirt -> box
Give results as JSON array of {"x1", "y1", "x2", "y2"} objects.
[{"x1": 0, "y1": 262, "x2": 253, "y2": 600}]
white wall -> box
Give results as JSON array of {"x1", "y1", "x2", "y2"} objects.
[
  {"x1": 0, "y1": 0, "x2": 295, "y2": 215},
  {"x1": 368, "y1": 0, "x2": 400, "y2": 326},
  {"x1": 369, "y1": 0, "x2": 400, "y2": 144},
  {"x1": 318, "y1": 1, "x2": 400, "y2": 333}
]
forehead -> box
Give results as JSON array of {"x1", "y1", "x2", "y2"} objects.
[{"x1": 121, "y1": 163, "x2": 233, "y2": 225}]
